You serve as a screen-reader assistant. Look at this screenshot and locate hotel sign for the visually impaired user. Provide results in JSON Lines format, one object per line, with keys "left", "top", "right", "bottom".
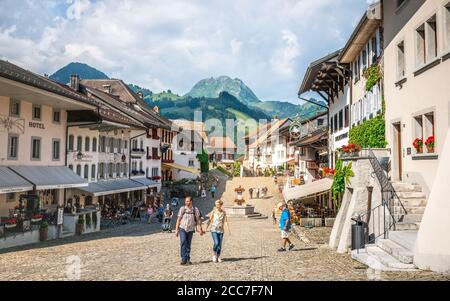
{"left": 28, "top": 121, "right": 45, "bottom": 129}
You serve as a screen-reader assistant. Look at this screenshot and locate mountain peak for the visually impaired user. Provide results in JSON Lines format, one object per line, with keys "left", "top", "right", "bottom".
{"left": 186, "top": 75, "right": 260, "bottom": 104}
{"left": 49, "top": 62, "right": 109, "bottom": 84}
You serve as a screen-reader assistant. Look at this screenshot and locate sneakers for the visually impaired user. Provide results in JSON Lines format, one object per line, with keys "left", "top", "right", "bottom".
{"left": 217, "top": 257, "right": 222, "bottom": 263}
{"left": 180, "top": 261, "right": 187, "bottom": 265}
{"left": 277, "top": 247, "right": 286, "bottom": 252}
{"left": 288, "top": 244, "right": 295, "bottom": 251}
{"left": 212, "top": 255, "right": 217, "bottom": 263}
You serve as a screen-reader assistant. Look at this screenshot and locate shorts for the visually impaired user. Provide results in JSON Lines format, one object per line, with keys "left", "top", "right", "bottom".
{"left": 281, "top": 230, "right": 291, "bottom": 239}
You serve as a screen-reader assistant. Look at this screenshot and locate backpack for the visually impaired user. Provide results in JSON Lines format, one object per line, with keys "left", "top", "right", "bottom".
{"left": 180, "top": 206, "right": 202, "bottom": 224}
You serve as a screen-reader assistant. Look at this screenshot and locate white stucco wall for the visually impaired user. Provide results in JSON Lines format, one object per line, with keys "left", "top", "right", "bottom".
{"left": 414, "top": 127, "right": 450, "bottom": 274}
{"left": 384, "top": 0, "right": 450, "bottom": 191}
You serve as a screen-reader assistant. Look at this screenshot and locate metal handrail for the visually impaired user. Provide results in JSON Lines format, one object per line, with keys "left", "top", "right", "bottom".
{"left": 357, "top": 149, "right": 407, "bottom": 242}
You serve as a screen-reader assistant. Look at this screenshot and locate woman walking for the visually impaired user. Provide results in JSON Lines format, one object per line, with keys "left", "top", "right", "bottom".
{"left": 206, "top": 200, "right": 231, "bottom": 263}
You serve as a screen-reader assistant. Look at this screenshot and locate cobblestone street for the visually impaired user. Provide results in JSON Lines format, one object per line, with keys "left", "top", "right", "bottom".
{"left": 0, "top": 172, "right": 449, "bottom": 281}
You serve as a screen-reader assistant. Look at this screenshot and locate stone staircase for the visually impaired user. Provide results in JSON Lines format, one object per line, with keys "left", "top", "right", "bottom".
{"left": 352, "top": 181, "right": 428, "bottom": 271}
{"left": 392, "top": 182, "right": 428, "bottom": 231}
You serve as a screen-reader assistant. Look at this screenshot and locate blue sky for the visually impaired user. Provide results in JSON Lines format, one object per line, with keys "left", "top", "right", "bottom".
{"left": 0, "top": 0, "right": 370, "bottom": 104}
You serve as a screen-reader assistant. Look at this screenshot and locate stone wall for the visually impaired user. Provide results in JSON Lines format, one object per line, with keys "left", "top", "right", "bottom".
{"left": 329, "top": 159, "right": 383, "bottom": 253}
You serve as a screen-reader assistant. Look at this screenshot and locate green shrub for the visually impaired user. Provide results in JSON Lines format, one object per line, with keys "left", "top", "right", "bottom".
{"left": 40, "top": 220, "right": 49, "bottom": 229}
{"left": 331, "top": 160, "right": 355, "bottom": 209}
{"left": 77, "top": 216, "right": 85, "bottom": 225}
{"left": 364, "top": 64, "right": 382, "bottom": 92}
{"left": 232, "top": 161, "right": 241, "bottom": 177}
{"left": 196, "top": 149, "right": 209, "bottom": 173}
{"left": 349, "top": 114, "right": 386, "bottom": 148}
{"left": 217, "top": 166, "right": 232, "bottom": 177}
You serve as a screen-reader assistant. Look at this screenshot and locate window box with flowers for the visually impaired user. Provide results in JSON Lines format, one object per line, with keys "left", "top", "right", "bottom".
{"left": 31, "top": 213, "right": 44, "bottom": 223}
{"left": 152, "top": 176, "right": 161, "bottom": 181}
{"left": 413, "top": 138, "right": 424, "bottom": 154}
{"left": 338, "top": 144, "right": 362, "bottom": 158}
{"left": 2, "top": 218, "right": 17, "bottom": 229}
{"left": 425, "top": 136, "right": 435, "bottom": 153}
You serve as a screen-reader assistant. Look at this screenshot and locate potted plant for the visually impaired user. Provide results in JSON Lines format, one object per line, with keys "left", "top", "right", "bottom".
{"left": 76, "top": 216, "right": 85, "bottom": 235}
{"left": 4, "top": 218, "right": 17, "bottom": 229}
{"left": 413, "top": 138, "right": 424, "bottom": 154}
{"left": 425, "top": 136, "right": 435, "bottom": 153}
{"left": 39, "top": 220, "right": 49, "bottom": 241}
{"left": 31, "top": 213, "right": 43, "bottom": 223}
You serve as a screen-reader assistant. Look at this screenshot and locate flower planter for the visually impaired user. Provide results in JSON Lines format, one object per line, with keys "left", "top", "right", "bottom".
{"left": 31, "top": 218, "right": 42, "bottom": 223}
{"left": 39, "top": 227, "right": 48, "bottom": 241}
{"left": 415, "top": 147, "right": 423, "bottom": 154}
{"left": 426, "top": 146, "right": 434, "bottom": 153}
{"left": 5, "top": 223, "right": 16, "bottom": 229}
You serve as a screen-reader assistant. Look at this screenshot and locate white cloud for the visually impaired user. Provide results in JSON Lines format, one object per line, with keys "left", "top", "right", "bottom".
{"left": 66, "top": 0, "right": 91, "bottom": 20}
{"left": 230, "top": 39, "right": 242, "bottom": 56}
{"left": 0, "top": 0, "right": 370, "bottom": 102}
{"left": 270, "top": 30, "right": 300, "bottom": 77}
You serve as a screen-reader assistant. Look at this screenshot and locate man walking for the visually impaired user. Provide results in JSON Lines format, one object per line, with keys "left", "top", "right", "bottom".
{"left": 249, "top": 188, "right": 253, "bottom": 199}
{"left": 277, "top": 202, "right": 295, "bottom": 252}
{"left": 175, "top": 197, "right": 205, "bottom": 265}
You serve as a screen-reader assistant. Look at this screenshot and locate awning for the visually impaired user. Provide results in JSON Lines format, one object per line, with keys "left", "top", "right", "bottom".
{"left": 9, "top": 166, "right": 88, "bottom": 190}
{"left": 0, "top": 167, "right": 33, "bottom": 194}
{"left": 132, "top": 177, "right": 159, "bottom": 187}
{"left": 79, "top": 179, "right": 147, "bottom": 197}
{"left": 220, "top": 159, "right": 235, "bottom": 164}
{"left": 283, "top": 178, "right": 332, "bottom": 201}
{"left": 162, "top": 163, "right": 200, "bottom": 174}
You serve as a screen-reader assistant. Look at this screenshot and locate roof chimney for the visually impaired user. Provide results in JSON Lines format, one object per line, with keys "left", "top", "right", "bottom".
{"left": 137, "top": 91, "right": 143, "bottom": 99}
{"left": 70, "top": 74, "right": 80, "bottom": 92}
{"left": 153, "top": 106, "right": 160, "bottom": 115}
{"left": 102, "top": 84, "right": 112, "bottom": 94}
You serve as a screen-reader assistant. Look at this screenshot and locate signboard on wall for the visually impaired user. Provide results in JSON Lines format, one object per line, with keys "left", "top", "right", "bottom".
{"left": 57, "top": 207, "right": 64, "bottom": 225}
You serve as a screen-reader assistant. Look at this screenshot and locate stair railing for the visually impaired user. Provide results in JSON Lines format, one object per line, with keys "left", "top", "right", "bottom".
{"left": 358, "top": 149, "right": 407, "bottom": 242}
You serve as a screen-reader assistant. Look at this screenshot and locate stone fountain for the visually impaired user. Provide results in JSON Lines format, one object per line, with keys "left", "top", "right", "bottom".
{"left": 223, "top": 185, "right": 256, "bottom": 217}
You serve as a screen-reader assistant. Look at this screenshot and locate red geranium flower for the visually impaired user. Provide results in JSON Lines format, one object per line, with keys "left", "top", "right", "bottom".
{"left": 413, "top": 138, "right": 423, "bottom": 149}
{"left": 425, "top": 136, "right": 434, "bottom": 147}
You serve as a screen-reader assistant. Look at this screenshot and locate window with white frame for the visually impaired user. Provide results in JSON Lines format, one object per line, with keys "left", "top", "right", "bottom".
{"left": 98, "top": 163, "right": 104, "bottom": 179}
{"left": 109, "top": 163, "right": 114, "bottom": 178}
{"left": 91, "top": 164, "right": 96, "bottom": 180}
{"left": 9, "top": 99, "right": 20, "bottom": 117}
{"left": 116, "top": 163, "right": 121, "bottom": 177}
{"left": 415, "top": 15, "right": 438, "bottom": 67}
{"left": 76, "top": 165, "right": 82, "bottom": 176}
{"left": 52, "top": 109, "right": 60, "bottom": 123}
{"left": 85, "top": 137, "right": 90, "bottom": 152}
{"left": 31, "top": 137, "right": 41, "bottom": 160}
{"left": 92, "top": 138, "right": 97, "bottom": 152}
{"left": 32, "top": 104, "right": 41, "bottom": 120}
{"left": 397, "top": 41, "right": 406, "bottom": 79}
{"left": 413, "top": 111, "right": 436, "bottom": 154}
{"left": 152, "top": 167, "right": 159, "bottom": 177}
{"left": 445, "top": 3, "right": 450, "bottom": 51}
{"left": 52, "top": 139, "right": 60, "bottom": 161}
{"left": 8, "top": 134, "right": 19, "bottom": 160}
{"left": 84, "top": 165, "right": 89, "bottom": 179}
{"left": 77, "top": 136, "right": 82, "bottom": 152}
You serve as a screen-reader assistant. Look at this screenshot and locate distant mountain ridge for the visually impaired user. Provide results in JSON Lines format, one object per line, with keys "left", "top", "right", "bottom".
{"left": 49, "top": 62, "right": 325, "bottom": 121}
{"left": 186, "top": 76, "right": 260, "bottom": 105}
{"left": 49, "top": 62, "right": 109, "bottom": 84}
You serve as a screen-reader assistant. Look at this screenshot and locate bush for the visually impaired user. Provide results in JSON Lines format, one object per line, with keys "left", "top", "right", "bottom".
{"left": 77, "top": 216, "right": 85, "bottom": 225}
{"left": 232, "top": 161, "right": 241, "bottom": 177}
{"left": 196, "top": 149, "right": 209, "bottom": 173}
{"left": 331, "top": 160, "right": 355, "bottom": 209}
{"left": 349, "top": 114, "right": 386, "bottom": 148}
{"left": 217, "top": 166, "right": 232, "bottom": 177}
{"left": 40, "top": 220, "right": 49, "bottom": 229}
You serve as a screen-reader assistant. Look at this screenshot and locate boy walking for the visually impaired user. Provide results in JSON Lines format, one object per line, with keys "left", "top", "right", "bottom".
{"left": 277, "top": 202, "right": 295, "bottom": 252}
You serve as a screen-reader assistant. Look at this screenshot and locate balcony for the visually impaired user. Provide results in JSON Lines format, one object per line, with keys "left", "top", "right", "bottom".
{"left": 162, "top": 159, "right": 174, "bottom": 163}
{"left": 131, "top": 148, "right": 145, "bottom": 156}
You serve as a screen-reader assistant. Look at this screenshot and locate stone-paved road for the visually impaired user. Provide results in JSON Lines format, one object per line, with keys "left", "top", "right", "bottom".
{"left": 0, "top": 172, "right": 449, "bottom": 281}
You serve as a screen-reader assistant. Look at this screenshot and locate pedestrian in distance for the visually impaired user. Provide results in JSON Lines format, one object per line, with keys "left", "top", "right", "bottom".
{"left": 201, "top": 188, "right": 207, "bottom": 201}
{"left": 277, "top": 202, "right": 295, "bottom": 252}
{"left": 206, "top": 199, "right": 231, "bottom": 263}
{"left": 175, "top": 197, "right": 205, "bottom": 265}
{"left": 256, "top": 188, "right": 260, "bottom": 199}
{"left": 249, "top": 187, "right": 253, "bottom": 199}
{"left": 210, "top": 184, "right": 216, "bottom": 198}
{"left": 272, "top": 206, "right": 277, "bottom": 225}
